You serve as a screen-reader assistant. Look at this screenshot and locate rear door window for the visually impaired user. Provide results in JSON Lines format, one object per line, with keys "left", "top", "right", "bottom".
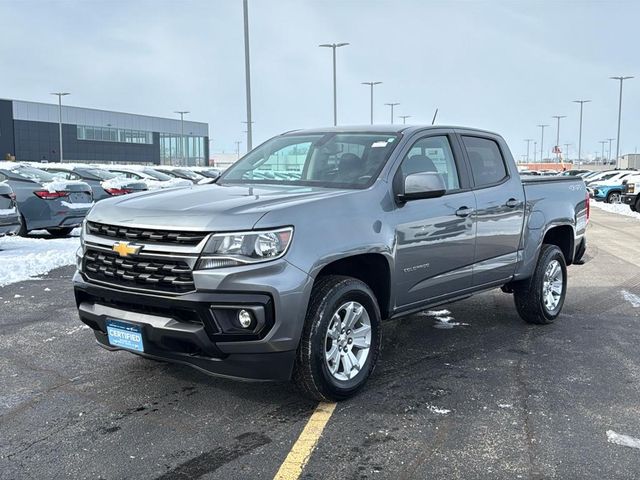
{"left": 462, "top": 136, "right": 508, "bottom": 188}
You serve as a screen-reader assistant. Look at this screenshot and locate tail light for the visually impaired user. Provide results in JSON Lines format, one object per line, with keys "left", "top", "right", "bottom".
{"left": 105, "top": 187, "right": 133, "bottom": 196}
{"left": 586, "top": 191, "right": 590, "bottom": 223}
{"left": 34, "top": 190, "right": 69, "bottom": 199}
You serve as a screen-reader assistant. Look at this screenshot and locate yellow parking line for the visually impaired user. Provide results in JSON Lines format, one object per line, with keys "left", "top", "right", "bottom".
{"left": 273, "top": 402, "right": 337, "bottom": 480}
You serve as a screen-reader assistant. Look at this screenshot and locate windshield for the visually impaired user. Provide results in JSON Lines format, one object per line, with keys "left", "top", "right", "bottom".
{"left": 81, "top": 168, "right": 117, "bottom": 180}
{"left": 219, "top": 132, "right": 400, "bottom": 188}
{"left": 11, "top": 165, "right": 56, "bottom": 183}
{"left": 143, "top": 169, "right": 173, "bottom": 181}
{"left": 175, "top": 168, "right": 204, "bottom": 180}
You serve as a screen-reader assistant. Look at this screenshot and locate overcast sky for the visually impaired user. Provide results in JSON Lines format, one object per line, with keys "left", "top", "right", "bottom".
{"left": 1, "top": 0, "right": 638, "bottom": 160}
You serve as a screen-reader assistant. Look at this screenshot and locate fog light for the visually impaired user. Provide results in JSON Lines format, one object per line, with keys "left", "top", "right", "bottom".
{"left": 238, "top": 309, "right": 253, "bottom": 328}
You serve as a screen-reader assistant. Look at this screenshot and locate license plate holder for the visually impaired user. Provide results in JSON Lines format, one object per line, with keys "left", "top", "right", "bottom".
{"left": 106, "top": 319, "right": 144, "bottom": 352}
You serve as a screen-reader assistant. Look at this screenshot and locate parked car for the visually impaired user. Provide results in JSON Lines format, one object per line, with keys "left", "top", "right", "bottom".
{"left": 621, "top": 174, "right": 640, "bottom": 211}
{"left": 37, "top": 165, "right": 148, "bottom": 201}
{"left": 0, "top": 181, "right": 21, "bottom": 237}
{"left": 0, "top": 162, "right": 93, "bottom": 236}
{"left": 104, "top": 167, "right": 192, "bottom": 190}
{"left": 73, "top": 125, "right": 588, "bottom": 401}
{"left": 153, "top": 167, "right": 215, "bottom": 185}
{"left": 588, "top": 170, "right": 637, "bottom": 203}
{"left": 191, "top": 167, "right": 222, "bottom": 180}
{"left": 561, "top": 169, "right": 591, "bottom": 177}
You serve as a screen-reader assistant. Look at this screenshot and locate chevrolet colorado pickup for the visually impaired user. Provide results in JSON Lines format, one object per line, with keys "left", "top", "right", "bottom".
{"left": 74, "top": 126, "right": 589, "bottom": 401}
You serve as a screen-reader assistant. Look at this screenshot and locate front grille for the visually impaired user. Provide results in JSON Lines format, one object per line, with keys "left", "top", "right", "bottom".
{"left": 84, "top": 248, "right": 195, "bottom": 293}
{"left": 87, "top": 221, "right": 207, "bottom": 245}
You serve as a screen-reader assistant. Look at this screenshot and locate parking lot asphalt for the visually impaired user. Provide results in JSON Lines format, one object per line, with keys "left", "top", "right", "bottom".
{"left": 1, "top": 207, "right": 639, "bottom": 480}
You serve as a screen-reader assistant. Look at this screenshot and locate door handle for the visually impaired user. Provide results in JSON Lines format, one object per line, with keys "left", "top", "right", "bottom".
{"left": 505, "top": 198, "right": 519, "bottom": 208}
{"left": 455, "top": 206, "right": 473, "bottom": 217}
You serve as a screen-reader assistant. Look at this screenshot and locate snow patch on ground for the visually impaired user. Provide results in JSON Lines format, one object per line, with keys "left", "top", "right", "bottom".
{"left": 498, "top": 403, "right": 513, "bottom": 409}
{"left": 420, "top": 309, "right": 451, "bottom": 317}
{"left": 418, "top": 308, "right": 469, "bottom": 329}
{"left": 0, "top": 229, "right": 80, "bottom": 287}
{"left": 607, "top": 430, "right": 640, "bottom": 449}
{"left": 621, "top": 290, "right": 640, "bottom": 308}
{"left": 426, "top": 405, "right": 451, "bottom": 415}
{"left": 591, "top": 201, "right": 640, "bottom": 220}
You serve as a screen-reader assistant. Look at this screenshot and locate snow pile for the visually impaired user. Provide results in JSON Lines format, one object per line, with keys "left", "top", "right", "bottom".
{"left": 606, "top": 430, "right": 640, "bottom": 450}
{"left": 418, "top": 308, "right": 469, "bottom": 329}
{"left": 41, "top": 180, "right": 90, "bottom": 193}
{"left": 0, "top": 230, "right": 80, "bottom": 286}
{"left": 591, "top": 201, "right": 640, "bottom": 221}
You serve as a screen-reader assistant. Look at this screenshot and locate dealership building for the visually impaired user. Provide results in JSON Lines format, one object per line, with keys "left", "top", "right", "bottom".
{"left": 0, "top": 98, "right": 209, "bottom": 165}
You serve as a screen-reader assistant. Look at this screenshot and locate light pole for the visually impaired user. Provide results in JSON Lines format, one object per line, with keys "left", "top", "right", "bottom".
{"left": 242, "top": 0, "right": 253, "bottom": 150}
{"left": 610, "top": 76, "right": 634, "bottom": 168}
{"left": 537, "top": 124, "right": 549, "bottom": 163}
{"left": 564, "top": 143, "right": 571, "bottom": 162}
{"left": 385, "top": 103, "right": 400, "bottom": 124}
{"left": 533, "top": 141, "right": 537, "bottom": 163}
{"left": 50, "top": 92, "right": 69, "bottom": 162}
{"left": 573, "top": 99, "right": 591, "bottom": 162}
{"left": 319, "top": 42, "right": 349, "bottom": 126}
{"left": 551, "top": 115, "right": 566, "bottom": 161}
{"left": 235, "top": 140, "right": 242, "bottom": 159}
{"left": 599, "top": 140, "right": 607, "bottom": 165}
{"left": 361, "top": 81, "right": 382, "bottom": 125}
{"left": 399, "top": 115, "right": 411, "bottom": 125}
{"left": 606, "top": 138, "right": 615, "bottom": 164}
{"left": 524, "top": 138, "right": 534, "bottom": 162}
{"left": 175, "top": 111, "right": 189, "bottom": 165}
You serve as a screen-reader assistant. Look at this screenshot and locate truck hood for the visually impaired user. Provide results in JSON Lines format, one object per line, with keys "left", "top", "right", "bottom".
{"left": 87, "top": 183, "right": 355, "bottom": 231}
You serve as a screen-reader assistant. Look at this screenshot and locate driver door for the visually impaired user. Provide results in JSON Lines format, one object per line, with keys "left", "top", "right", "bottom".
{"left": 393, "top": 134, "right": 477, "bottom": 309}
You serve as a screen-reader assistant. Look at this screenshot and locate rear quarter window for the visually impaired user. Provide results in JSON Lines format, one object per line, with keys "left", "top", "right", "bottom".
{"left": 462, "top": 136, "right": 508, "bottom": 188}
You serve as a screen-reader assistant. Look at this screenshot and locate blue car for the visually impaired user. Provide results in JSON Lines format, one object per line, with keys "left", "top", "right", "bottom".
{"left": 589, "top": 171, "right": 637, "bottom": 203}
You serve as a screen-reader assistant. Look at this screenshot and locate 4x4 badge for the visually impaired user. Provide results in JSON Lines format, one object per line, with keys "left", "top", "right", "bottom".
{"left": 112, "top": 241, "right": 142, "bottom": 257}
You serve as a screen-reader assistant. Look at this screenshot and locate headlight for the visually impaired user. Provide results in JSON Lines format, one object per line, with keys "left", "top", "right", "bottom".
{"left": 629, "top": 183, "right": 636, "bottom": 194}
{"left": 196, "top": 227, "right": 293, "bottom": 269}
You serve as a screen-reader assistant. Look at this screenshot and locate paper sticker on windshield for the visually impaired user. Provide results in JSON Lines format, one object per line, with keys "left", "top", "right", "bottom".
{"left": 371, "top": 141, "right": 388, "bottom": 148}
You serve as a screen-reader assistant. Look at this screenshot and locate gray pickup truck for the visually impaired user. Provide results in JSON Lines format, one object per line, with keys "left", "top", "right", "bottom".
{"left": 74, "top": 126, "right": 589, "bottom": 401}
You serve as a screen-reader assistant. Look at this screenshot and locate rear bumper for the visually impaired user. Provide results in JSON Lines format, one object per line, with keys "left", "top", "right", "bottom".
{"left": 73, "top": 271, "right": 306, "bottom": 381}
{"left": 0, "top": 213, "right": 20, "bottom": 236}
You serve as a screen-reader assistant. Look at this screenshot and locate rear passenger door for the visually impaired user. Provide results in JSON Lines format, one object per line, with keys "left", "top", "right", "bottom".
{"left": 393, "top": 133, "right": 477, "bottom": 309}
{"left": 459, "top": 133, "right": 525, "bottom": 286}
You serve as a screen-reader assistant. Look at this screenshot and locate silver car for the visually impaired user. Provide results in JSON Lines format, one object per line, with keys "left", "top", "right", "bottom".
{"left": 0, "top": 162, "right": 94, "bottom": 236}
{"left": 0, "top": 181, "right": 20, "bottom": 236}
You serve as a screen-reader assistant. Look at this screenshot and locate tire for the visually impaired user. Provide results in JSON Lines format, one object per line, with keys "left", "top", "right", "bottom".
{"left": 606, "top": 191, "right": 621, "bottom": 204}
{"left": 514, "top": 244, "right": 567, "bottom": 325}
{"left": 293, "top": 275, "right": 382, "bottom": 402}
{"left": 633, "top": 196, "right": 640, "bottom": 213}
{"left": 46, "top": 227, "right": 74, "bottom": 237}
{"left": 17, "top": 214, "right": 28, "bottom": 237}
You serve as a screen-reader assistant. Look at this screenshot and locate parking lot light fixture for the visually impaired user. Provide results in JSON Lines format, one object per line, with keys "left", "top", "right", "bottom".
{"left": 50, "top": 92, "right": 70, "bottom": 162}
{"left": 385, "top": 103, "right": 400, "bottom": 124}
{"left": 537, "top": 124, "right": 549, "bottom": 163}
{"left": 319, "top": 42, "right": 349, "bottom": 126}
{"left": 361, "top": 81, "right": 382, "bottom": 124}
{"left": 606, "top": 138, "right": 615, "bottom": 163}
{"left": 610, "top": 76, "right": 634, "bottom": 168}
{"left": 552, "top": 115, "right": 566, "bottom": 162}
{"left": 524, "top": 139, "right": 534, "bottom": 163}
{"left": 399, "top": 115, "right": 411, "bottom": 125}
{"left": 573, "top": 100, "right": 591, "bottom": 162}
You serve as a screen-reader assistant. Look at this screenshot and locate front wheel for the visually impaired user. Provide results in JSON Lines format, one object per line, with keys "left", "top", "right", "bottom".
{"left": 606, "top": 191, "right": 621, "bottom": 204}
{"left": 514, "top": 244, "right": 567, "bottom": 324}
{"left": 293, "top": 275, "right": 382, "bottom": 401}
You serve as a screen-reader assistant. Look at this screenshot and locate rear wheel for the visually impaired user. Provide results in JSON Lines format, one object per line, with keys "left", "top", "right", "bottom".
{"left": 293, "top": 275, "right": 382, "bottom": 401}
{"left": 634, "top": 196, "right": 640, "bottom": 212}
{"left": 514, "top": 244, "right": 567, "bottom": 325}
{"left": 46, "top": 227, "right": 74, "bottom": 237}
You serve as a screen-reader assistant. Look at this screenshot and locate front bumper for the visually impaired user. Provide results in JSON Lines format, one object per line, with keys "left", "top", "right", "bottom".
{"left": 621, "top": 193, "right": 638, "bottom": 208}
{"left": 73, "top": 260, "right": 312, "bottom": 380}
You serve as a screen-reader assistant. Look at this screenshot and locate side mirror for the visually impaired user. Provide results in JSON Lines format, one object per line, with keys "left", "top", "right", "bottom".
{"left": 397, "top": 171, "right": 446, "bottom": 202}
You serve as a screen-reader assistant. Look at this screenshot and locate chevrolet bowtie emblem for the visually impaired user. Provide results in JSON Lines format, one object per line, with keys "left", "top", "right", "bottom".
{"left": 112, "top": 241, "right": 142, "bottom": 257}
